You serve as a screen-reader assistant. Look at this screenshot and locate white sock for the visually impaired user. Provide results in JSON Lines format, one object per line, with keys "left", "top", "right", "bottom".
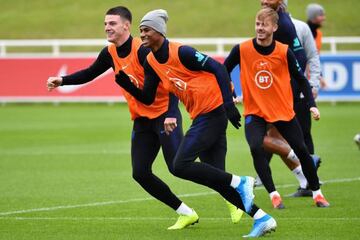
{"left": 253, "top": 209, "right": 266, "bottom": 220}
{"left": 176, "top": 202, "right": 193, "bottom": 215}
{"left": 287, "top": 149, "right": 299, "bottom": 162}
{"left": 230, "top": 175, "right": 241, "bottom": 188}
{"left": 269, "top": 191, "right": 280, "bottom": 200}
{"left": 292, "top": 166, "right": 308, "bottom": 189}
{"left": 312, "top": 189, "right": 323, "bottom": 199}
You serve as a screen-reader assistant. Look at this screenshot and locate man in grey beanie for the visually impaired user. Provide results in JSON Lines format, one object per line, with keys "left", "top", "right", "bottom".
{"left": 307, "top": 3, "right": 326, "bottom": 51}
{"left": 140, "top": 9, "right": 168, "bottom": 36}
{"left": 116, "top": 8, "right": 277, "bottom": 237}
{"left": 138, "top": 8, "right": 246, "bottom": 229}
{"left": 307, "top": 3, "right": 325, "bottom": 23}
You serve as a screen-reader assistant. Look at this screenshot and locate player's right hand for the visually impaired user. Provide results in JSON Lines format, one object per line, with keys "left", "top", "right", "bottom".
{"left": 47, "top": 77, "right": 63, "bottom": 91}
{"left": 224, "top": 103, "right": 241, "bottom": 129}
{"left": 164, "top": 117, "right": 177, "bottom": 135}
{"left": 310, "top": 107, "right": 320, "bottom": 121}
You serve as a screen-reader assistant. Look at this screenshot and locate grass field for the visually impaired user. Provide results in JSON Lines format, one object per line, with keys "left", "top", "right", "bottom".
{"left": 2, "top": 0, "right": 360, "bottom": 54}
{"left": 1, "top": 0, "right": 360, "bottom": 39}
{"left": 0, "top": 103, "right": 359, "bottom": 239}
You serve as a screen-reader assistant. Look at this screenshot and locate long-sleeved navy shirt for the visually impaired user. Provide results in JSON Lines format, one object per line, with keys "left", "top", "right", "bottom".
{"left": 224, "top": 38, "right": 316, "bottom": 108}
{"left": 62, "top": 36, "right": 148, "bottom": 84}
{"left": 60, "top": 36, "right": 179, "bottom": 118}
{"left": 120, "top": 39, "right": 233, "bottom": 109}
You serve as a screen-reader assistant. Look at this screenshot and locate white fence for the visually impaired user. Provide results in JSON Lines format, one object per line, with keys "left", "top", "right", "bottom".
{"left": 1, "top": 37, "right": 360, "bottom": 57}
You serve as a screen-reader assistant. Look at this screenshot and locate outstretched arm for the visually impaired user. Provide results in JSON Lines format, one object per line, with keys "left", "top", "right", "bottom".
{"left": 47, "top": 47, "right": 112, "bottom": 91}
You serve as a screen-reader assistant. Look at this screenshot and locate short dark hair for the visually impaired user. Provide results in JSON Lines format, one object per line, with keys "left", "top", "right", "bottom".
{"left": 106, "top": 6, "right": 132, "bottom": 23}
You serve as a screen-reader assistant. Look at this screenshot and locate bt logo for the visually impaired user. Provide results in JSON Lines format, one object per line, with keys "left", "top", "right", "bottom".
{"left": 255, "top": 70, "right": 273, "bottom": 89}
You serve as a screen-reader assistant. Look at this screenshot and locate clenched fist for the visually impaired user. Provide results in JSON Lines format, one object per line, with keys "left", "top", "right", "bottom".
{"left": 47, "top": 77, "right": 63, "bottom": 91}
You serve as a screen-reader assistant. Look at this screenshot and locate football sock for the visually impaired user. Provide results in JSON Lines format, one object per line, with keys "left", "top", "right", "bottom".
{"left": 230, "top": 175, "right": 241, "bottom": 188}
{"left": 253, "top": 209, "right": 266, "bottom": 220}
{"left": 176, "top": 202, "right": 193, "bottom": 215}
{"left": 312, "top": 189, "right": 323, "bottom": 199}
{"left": 287, "top": 149, "right": 299, "bottom": 162}
{"left": 292, "top": 166, "right": 308, "bottom": 188}
{"left": 269, "top": 191, "right": 280, "bottom": 199}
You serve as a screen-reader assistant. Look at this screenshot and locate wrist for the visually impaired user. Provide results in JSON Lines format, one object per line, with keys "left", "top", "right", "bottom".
{"left": 60, "top": 76, "right": 66, "bottom": 86}
{"left": 224, "top": 101, "right": 235, "bottom": 108}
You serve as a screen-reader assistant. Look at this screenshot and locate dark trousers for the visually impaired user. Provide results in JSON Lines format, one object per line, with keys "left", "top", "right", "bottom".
{"left": 172, "top": 106, "right": 247, "bottom": 212}
{"left": 294, "top": 98, "right": 314, "bottom": 154}
{"left": 245, "top": 115, "right": 320, "bottom": 193}
{"left": 131, "top": 108, "right": 183, "bottom": 210}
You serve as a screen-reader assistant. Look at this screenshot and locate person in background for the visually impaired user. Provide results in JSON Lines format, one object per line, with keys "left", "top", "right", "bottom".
{"left": 307, "top": 3, "right": 326, "bottom": 52}
{"left": 307, "top": 3, "right": 327, "bottom": 89}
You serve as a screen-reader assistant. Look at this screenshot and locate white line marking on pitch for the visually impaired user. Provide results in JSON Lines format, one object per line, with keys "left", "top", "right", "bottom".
{"left": 1, "top": 217, "right": 360, "bottom": 221}
{"left": 0, "top": 177, "right": 359, "bottom": 217}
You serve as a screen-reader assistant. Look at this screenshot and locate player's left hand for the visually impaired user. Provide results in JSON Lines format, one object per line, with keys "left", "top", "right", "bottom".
{"left": 115, "top": 70, "right": 132, "bottom": 88}
{"left": 224, "top": 103, "right": 241, "bottom": 129}
{"left": 233, "top": 96, "right": 243, "bottom": 105}
{"left": 310, "top": 107, "right": 320, "bottom": 121}
{"left": 164, "top": 118, "right": 177, "bottom": 135}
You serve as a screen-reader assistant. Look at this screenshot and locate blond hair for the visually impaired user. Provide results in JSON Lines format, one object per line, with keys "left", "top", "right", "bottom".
{"left": 256, "top": 7, "right": 279, "bottom": 25}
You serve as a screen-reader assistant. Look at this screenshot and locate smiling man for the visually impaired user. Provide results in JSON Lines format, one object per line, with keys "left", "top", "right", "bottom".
{"left": 46, "top": 6, "right": 199, "bottom": 229}
{"left": 233, "top": 0, "right": 323, "bottom": 208}
{"left": 224, "top": 8, "right": 330, "bottom": 211}
{"left": 115, "top": 9, "right": 276, "bottom": 237}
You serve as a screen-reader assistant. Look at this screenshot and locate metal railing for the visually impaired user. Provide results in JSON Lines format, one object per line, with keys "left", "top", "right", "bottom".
{"left": 1, "top": 37, "right": 360, "bottom": 57}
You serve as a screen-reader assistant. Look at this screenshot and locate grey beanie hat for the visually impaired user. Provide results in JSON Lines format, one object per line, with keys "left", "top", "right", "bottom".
{"left": 306, "top": 3, "right": 325, "bottom": 21}
{"left": 140, "top": 9, "right": 168, "bottom": 36}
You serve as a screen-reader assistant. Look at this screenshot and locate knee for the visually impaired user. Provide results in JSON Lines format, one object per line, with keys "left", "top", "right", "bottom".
{"left": 132, "top": 171, "right": 143, "bottom": 183}
{"left": 172, "top": 159, "right": 186, "bottom": 178}
{"left": 167, "top": 164, "right": 177, "bottom": 176}
{"left": 132, "top": 169, "right": 150, "bottom": 184}
{"left": 263, "top": 136, "right": 272, "bottom": 149}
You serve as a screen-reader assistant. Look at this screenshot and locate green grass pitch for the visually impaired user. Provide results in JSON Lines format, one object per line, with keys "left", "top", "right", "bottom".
{"left": 0, "top": 103, "right": 359, "bottom": 239}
